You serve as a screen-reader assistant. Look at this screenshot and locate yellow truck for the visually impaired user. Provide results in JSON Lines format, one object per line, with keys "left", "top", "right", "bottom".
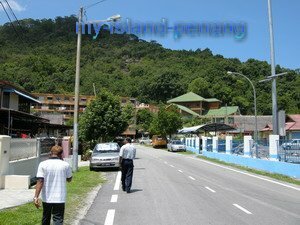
{"left": 152, "top": 135, "right": 167, "bottom": 148}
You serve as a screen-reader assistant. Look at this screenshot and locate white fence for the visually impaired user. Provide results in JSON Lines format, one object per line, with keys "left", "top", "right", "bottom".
{"left": 0, "top": 136, "right": 71, "bottom": 189}
{"left": 10, "top": 139, "right": 37, "bottom": 161}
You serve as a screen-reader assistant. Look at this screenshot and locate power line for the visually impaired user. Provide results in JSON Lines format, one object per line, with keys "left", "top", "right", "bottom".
{"left": 1, "top": 0, "right": 28, "bottom": 42}
{"left": 85, "top": 0, "right": 108, "bottom": 10}
{"left": 0, "top": 1, "right": 20, "bottom": 38}
{"left": 4, "top": 0, "right": 23, "bottom": 28}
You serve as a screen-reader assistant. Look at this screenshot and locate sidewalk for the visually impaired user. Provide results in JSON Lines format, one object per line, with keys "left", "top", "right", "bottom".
{"left": 0, "top": 160, "right": 90, "bottom": 211}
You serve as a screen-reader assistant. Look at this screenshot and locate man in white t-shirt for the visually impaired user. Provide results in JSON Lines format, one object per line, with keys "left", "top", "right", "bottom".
{"left": 34, "top": 145, "right": 72, "bottom": 225}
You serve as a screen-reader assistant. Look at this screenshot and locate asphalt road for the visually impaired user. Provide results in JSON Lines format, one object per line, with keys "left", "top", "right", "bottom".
{"left": 80, "top": 144, "right": 300, "bottom": 225}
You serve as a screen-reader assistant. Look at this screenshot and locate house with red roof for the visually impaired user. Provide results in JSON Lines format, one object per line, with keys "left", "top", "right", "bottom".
{"left": 261, "top": 114, "right": 300, "bottom": 139}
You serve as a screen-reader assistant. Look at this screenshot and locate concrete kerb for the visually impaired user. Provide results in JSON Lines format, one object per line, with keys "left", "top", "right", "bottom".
{"left": 71, "top": 184, "right": 102, "bottom": 225}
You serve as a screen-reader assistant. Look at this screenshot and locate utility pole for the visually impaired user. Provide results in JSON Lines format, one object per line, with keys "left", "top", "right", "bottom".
{"left": 267, "top": 0, "right": 278, "bottom": 135}
{"left": 93, "top": 83, "right": 97, "bottom": 97}
{"left": 73, "top": 6, "right": 83, "bottom": 172}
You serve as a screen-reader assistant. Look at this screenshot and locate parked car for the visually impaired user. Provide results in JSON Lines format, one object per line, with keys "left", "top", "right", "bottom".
{"left": 281, "top": 139, "right": 300, "bottom": 150}
{"left": 139, "top": 137, "right": 152, "bottom": 145}
{"left": 167, "top": 140, "right": 186, "bottom": 152}
{"left": 152, "top": 135, "right": 167, "bottom": 148}
{"left": 90, "top": 143, "right": 120, "bottom": 171}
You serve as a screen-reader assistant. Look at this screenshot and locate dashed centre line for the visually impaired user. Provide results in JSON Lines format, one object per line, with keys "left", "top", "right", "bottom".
{"left": 188, "top": 157, "right": 300, "bottom": 191}
{"left": 104, "top": 209, "right": 115, "bottom": 225}
{"left": 110, "top": 195, "right": 118, "bottom": 203}
{"left": 178, "top": 169, "right": 183, "bottom": 173}
{"left": 113, "top": 171, "right": 121, "bottom": 191}
{"left": 170, "top": 165, "right": 175, "bottom": 168}
{"left": 164, "top": 161, "right": 168, "bottom": 164}
{"left": 205, "top": 186, "right": 216, "bottom": 193}
{"left": 188, "top": 176, "right": 196, "bottom": 180}
{"left": 233, "top": 204, "right": 252, "bottom": 215}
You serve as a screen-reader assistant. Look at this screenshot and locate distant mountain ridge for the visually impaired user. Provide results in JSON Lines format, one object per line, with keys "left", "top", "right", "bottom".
{"left": 0, "top": 15, "right": 299, "bottom": 115}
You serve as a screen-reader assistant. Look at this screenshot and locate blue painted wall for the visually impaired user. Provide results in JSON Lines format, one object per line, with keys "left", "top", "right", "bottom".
{"left": 202, "top": 151, "right": 300, "bottom": 179}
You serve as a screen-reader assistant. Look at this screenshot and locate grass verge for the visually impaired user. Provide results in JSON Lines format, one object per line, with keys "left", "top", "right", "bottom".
{"left": 197, "top": 155, "right": 300, "bottom": 186}
{"left": 176, "top": 150, "right": 195, "bottom": 155}
{"left": 0, "top": 166, "right": 105, "bottom": 225}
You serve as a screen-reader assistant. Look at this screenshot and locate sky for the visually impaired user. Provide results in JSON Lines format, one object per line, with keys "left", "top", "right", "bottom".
{"left": 0, "top": 0, "right": 299, "bottom": 70}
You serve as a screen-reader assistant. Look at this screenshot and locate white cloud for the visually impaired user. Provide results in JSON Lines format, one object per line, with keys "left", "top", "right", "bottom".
{"left": 0, "top": 0, "right": 26, "bottom": 12}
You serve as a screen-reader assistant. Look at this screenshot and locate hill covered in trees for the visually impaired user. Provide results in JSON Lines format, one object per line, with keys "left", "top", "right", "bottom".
{"left": 0, "top": 15, "right": 299, "bottom": 115}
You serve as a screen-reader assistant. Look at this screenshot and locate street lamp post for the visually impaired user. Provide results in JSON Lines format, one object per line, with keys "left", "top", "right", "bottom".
{"left": 227, "top": 71, "right": 258, "bottom": 158}
{"left": 72, "top": 7, "right": 121, "bottom": 172}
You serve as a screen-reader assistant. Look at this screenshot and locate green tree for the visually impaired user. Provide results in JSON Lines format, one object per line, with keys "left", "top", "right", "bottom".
{"left": 79, "top": 91, "right": 128, "bottom": 142}
{"left": 149, "top": 106, "right": 182, "bottom": 138}
{"left": 188, "top": 77, "right": 212, "bottom": 98}
{"left": 144, "top": 71, "right": 185, "bottom": 102}
{"left": 122, "top": 103, "right": 135, "bottom": 124}
{"left": 136, "top": 109, "right": 154, "bottom": 132}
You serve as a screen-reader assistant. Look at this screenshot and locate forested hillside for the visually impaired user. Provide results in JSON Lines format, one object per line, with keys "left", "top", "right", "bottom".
{"left": 0, "top": 16, "right": 299, "bottom": 115}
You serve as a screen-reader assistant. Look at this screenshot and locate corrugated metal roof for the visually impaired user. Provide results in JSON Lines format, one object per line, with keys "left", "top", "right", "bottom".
{"left": 204, "top": 106, "right": 239, "bottom": 117}
{"left": 173, "top": 104, "right": 200, "bottom": 116}
{"left": 205, "top": 98, "right": 220, "bottom": 102}
{"left": 262, "top": 114, "right": 300, "bottom": 131}
{"left": 167, "top": 92, "right": 220, "bottom": 103}
{"left": 167, "top": 92, "right": 206, "bottom": 103}
{"left": 178, "top": 123, "right": 235, "bottom": 133}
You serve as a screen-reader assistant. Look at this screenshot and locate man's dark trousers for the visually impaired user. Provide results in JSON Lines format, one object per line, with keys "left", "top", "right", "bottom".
{"left": 42, "top": 202, "right": 65, "bottom": 225}
{"left": 121, "top": 159, "right": 134, "bottom": 192}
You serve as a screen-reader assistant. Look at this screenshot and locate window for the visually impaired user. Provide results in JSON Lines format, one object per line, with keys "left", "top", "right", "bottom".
{"left": 47, "top": 96, "right": 53, "bottom": 101}
{"left": 228, "top": 117, "right": 234, "bottom": 124}
{"left": 2, "top": 92, "right": 9, "bottom": 108}
{"left": 19, "top": 96, "right": 30, "bottom": 113}
{"left": 38, "top": 96, "right": 44, "bottom": 101}
{"left": 64, "top": 97, "right": 70, "bottom": 101}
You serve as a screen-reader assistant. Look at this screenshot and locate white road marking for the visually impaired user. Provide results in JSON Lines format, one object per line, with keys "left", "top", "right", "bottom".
{"left": 164, "top": 161, "right": 168, "bottom": 164}
{"left": 178, "top": 170, "right": 183, "bottom": 173}
{"left": 205, "top": 186, "right": 216, "bottom": 193}
{"left": 170, "top": 165, "right": 175, "bottom": 168}
{"left": 189, "top": 157, "right": 300, "bottom": 191}
{"left": 110, "top": 195, "right": 118, "bottom": 203}
{"left": 104, "top": 209, "right": 115, "bottom": 225}
{"left": 233, "top": 204, "right": 252, "bottom": 215}
{"left": 113, "top": 171, "right": 121, "bottom": 191}
{"left": 188, "top": 176, "right": 196, "bottom": 180}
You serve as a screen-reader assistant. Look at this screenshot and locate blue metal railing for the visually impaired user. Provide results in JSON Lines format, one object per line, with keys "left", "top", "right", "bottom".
{"left": 278, "top": 139, "right": 300, "bottom": 164}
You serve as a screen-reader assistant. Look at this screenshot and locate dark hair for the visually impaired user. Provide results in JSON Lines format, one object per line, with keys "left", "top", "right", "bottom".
{"left": 126, "top": 137, "right": 132, "bottom": 143}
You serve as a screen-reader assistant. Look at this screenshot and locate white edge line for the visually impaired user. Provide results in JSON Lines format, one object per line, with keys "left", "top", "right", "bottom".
{"left": 178, "top": 169, "right": 183, "bottom": 173}
{"left": 110, "top": 195, "right": 118, "bottom": 203}
{"left": 104, "top": 209, "right": 115, "bottom": 225}
{"left": 205, "top": 186, "right": 216, "bottom": 193}
{"left": 233, "top": 204, "right": 252, "bottom": 215}
{"left": 188, "top": 176, "right": 195, "bottom": 180}
{"left": 189, "top": 157, "right": 300, "bottom": 191}
{"left": 113, "top": 171, "right": 121, "bottom": 191}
